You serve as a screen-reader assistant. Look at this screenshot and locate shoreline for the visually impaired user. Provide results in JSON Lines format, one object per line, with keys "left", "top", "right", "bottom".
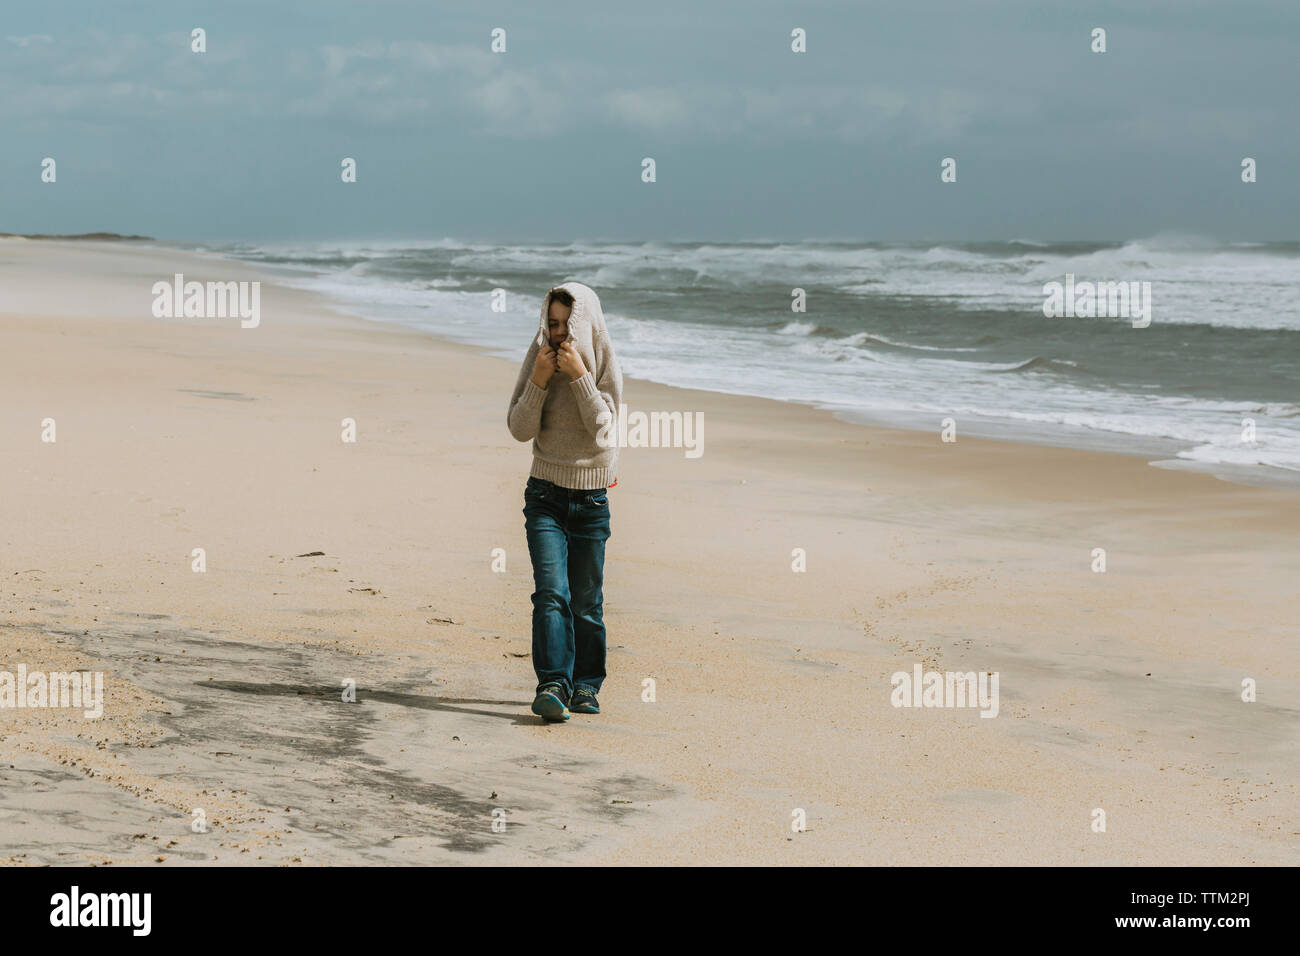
{"left": 158, "top": 237, "right": 1300, "bottom": 495}
{"left": 2, "top": 239, "right": 1296, "bottom": 866}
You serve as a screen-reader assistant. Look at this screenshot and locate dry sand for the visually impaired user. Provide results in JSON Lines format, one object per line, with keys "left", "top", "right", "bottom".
{"left": 1, "top": 239, "right": 1296, "bottom": 865}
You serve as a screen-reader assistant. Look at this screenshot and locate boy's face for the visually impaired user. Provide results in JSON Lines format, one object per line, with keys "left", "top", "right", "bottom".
{"left": 546, "top": 300, "right": 572, "bottom": 349}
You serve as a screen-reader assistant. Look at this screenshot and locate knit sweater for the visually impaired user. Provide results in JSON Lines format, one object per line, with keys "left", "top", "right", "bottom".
{"left": 507, "top": 281, "right": 623, "bottom": 490}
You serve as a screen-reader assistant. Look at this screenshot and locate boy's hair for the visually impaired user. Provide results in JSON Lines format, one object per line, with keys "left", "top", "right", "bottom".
{"left": 548, "top": 287, "right": 575, "bottom": 308}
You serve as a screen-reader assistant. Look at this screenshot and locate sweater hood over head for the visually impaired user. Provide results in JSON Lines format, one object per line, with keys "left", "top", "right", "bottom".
{"left": 537, "top": 281, "right": 607, "bottom": 373}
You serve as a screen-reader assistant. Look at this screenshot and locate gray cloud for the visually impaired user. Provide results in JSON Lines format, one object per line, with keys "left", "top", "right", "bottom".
{"left": 0, "top": 0, "right": 1293, "bottom": 240}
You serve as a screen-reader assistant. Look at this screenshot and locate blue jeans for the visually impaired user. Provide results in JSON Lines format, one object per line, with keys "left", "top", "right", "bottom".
{"left": 523, "top": 475, "right": 611, "bottom": 698}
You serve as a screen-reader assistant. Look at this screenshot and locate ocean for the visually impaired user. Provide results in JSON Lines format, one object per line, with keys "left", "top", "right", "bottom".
{"left": 196, "top": 236, "right": 1300, "bottom": 485}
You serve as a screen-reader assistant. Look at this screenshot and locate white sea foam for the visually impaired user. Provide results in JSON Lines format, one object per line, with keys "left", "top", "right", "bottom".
{"left": 209, "top": 237, "right": 1300, "bottom": 475}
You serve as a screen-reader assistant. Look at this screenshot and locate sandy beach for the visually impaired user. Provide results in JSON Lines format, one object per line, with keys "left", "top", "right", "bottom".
{"left": 1, "top": 238, "right": 1296, "bottom": 865}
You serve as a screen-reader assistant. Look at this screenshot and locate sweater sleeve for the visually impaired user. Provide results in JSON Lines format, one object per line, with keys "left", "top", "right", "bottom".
{"left": 569, "top": 331, "right": 623, "bottom": 441}
{"left": 507, "top": 343, "right": 547, "bottom": 442}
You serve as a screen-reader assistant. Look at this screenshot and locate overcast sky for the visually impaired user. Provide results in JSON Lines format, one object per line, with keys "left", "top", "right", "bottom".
{"left": 2, "top": 0, "right": 1295, "bottom": 242}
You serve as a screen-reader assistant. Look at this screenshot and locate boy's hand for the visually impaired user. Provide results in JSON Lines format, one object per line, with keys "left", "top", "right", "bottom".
{"left": 557, "top": 342, "right": 587, "bottom": 381}
{"left": 531, "top": 345, "right": 557, "bottom": 388}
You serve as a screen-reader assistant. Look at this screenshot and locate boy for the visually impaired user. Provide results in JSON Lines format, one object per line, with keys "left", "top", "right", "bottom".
{"left": 507, "top": 282, "right": 623, "bottom": 722}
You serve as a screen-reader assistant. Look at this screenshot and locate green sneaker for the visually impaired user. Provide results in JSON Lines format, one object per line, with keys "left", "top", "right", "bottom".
{"left": 531, "top": 683, "right": 571, "bottom": 722}
{"left": 570, "top": 687, "right": 600, "bottom": 714}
